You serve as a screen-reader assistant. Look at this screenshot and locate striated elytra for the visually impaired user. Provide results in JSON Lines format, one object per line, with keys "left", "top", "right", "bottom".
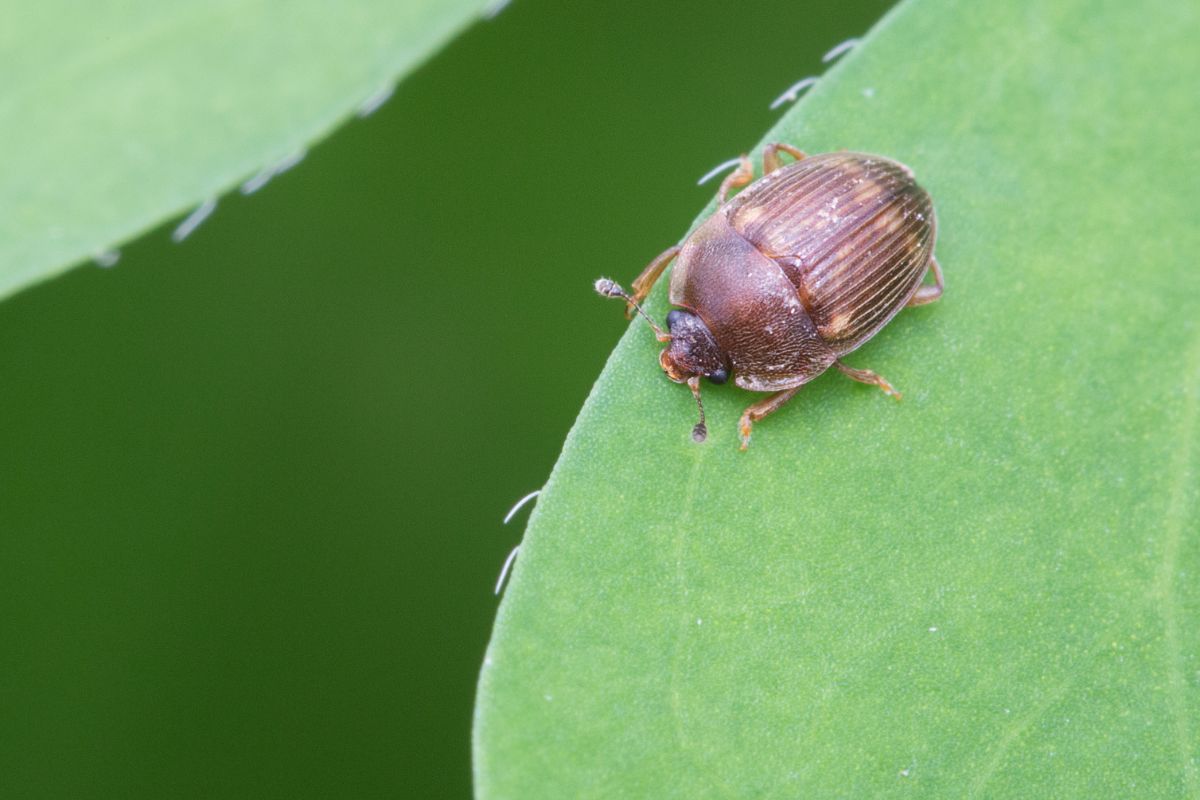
{"left": 596, "top": 143, "right": 943, "bottom": 449}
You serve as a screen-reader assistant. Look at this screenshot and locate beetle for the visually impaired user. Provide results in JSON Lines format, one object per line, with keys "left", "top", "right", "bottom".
{"left": 596, "top": 142, "right": 943, "bottom": 449}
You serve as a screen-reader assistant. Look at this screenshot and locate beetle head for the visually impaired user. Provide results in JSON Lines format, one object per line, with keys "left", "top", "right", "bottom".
{"left": 660, "top": 310, "right": 730, "bottom": 385}
{"left": 660, "top": 310, "right": 731, "bottom": 443}
{"left": 593, "top": 278, "right": 727, "bottom": 442}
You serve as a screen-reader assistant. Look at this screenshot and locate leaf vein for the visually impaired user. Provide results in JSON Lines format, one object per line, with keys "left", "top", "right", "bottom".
{"left": 1155, "top": 330, "right": 1200, "bottom": 797}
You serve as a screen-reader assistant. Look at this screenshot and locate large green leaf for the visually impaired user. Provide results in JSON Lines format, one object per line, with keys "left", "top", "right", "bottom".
{"left": 474, "top": 0, "right": 1200, "bottom": 795}
{"left": 1, "top": 0, "right": 490, "bottom": 301}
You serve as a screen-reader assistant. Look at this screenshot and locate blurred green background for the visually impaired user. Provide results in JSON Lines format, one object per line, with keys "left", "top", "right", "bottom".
{"left": 0, "top": 1, "right": 889, "bottom": 796}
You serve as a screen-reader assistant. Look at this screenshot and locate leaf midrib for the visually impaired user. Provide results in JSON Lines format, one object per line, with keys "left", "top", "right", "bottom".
{"left": 1156, "top": 330, "right": 1200, "bottom": 796}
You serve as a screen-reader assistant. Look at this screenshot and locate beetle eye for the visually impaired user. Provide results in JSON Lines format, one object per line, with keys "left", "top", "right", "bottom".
{"left": 666, "top": 310, "right": 686, "bottom": 330}
{"left": 708, "top": 368, "right": 728, "bottom": 384}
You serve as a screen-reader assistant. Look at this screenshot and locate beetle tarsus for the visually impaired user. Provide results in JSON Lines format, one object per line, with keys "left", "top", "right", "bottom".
{"left": 835, "top": 360, "right": 902, "bottom": 400}
{"left": 697, "top": 156, "right": 747, "bottom": 187}
{"left": 737, "top": 386, "right": 804, "bottom": 450}
{"left": 907, "top": 255, "right": 944, "bottom": 307}
{"left": 738, "top": 419, "right": 752, "bottom": 450}
{"left": 763, "top": 142, "right": 807, "bottom": 175}
{"left": 716, "top": 155, "right": 754, "bottom": 205}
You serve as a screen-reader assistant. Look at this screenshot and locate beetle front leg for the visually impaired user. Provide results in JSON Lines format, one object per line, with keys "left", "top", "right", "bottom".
{"left": 835, "top": 361, "right": 902, "bottom": 400}
{"left": 738, "top": 386, "right": 803, "bottom": 450}
{"left": 907, "top": 256, "right": 944, "bottom": 307}
{"left": 625, "top": 245, "right": 681, "bottom": 319}
{"left": 762, "top": 142, "right": 806, "bottom": 174}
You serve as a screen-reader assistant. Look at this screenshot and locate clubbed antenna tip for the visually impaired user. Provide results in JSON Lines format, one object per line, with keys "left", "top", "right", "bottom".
{"left": 593, "top": 277, "right": 668, "bottom": 340}
{"left": 594, "top": 277, "right": 623, "bottom": 298}
{"left": 688, "top": 377, "right": 707, "bottom": 444}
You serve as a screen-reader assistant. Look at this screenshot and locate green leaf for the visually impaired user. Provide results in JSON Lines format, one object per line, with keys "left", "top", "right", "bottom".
{"left": 474, "top": 0, "right": 1200, "bottom": 796}
{"left": 0, "top": 0, "right": 491, "bottom": 301}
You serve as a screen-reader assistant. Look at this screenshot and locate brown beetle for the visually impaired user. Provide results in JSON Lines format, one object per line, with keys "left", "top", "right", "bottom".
{"left": 596, "top": 143, "right": 943, "bottom": 448}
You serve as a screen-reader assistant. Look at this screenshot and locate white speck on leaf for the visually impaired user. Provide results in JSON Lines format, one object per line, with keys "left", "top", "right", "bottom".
{"left": 770, "top": 76, "right": 818, "bottom": 109}
{"left": 172, "top": 198, "right": 216, "bottom": 243}
{"left": 483, "top": 0, "right": 511, "bottom": 19}
{"left": 494, "top": 545, "right": 521, "bottom": 596}
{"left": 822, "top": 37, "right": 860, "bottom": 63}
{"left": 503, "top": 489, "right": 541, "bottom": 524}
{"left": 697, "top": 156, "right": 743, "bottom": 186}
{"left": 240, "top": 168, "right": 274, "bottom": 195}
{"left": 357, "top": 84, "right": 395, "bottom": 117}
{"left": 240, "top": 148, "right": 307, "bottom": 195}
{"left": 93, "top": 249, "right": 120, "bottom": 268}
{"left": 272, "top": 148, "right": 307, "bottom": 176}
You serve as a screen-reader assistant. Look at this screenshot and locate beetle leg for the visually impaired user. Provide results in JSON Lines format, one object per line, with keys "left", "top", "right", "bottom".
{"left": 835, "top": 360, "right": 902, "bottom": 400}
{"left": 716, "top": 155, "right": 754, "bottom": 205}
{"left": 738, "top": 386, "right": 803, "bottom": 450}
{"left": 907, "top": 256, "right": 944, "bottom": 307}
{"left": 626, "top": 245, "right": 681, "bottom": 319}
{"left": 763, "top": 142, "right": 807, "bottom": 174}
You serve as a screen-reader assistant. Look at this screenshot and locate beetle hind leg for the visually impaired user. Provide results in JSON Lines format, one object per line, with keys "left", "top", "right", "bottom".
{"left": 738, "top": 386, "right": 803, "bottom": 451}
{"left": 835, "top": 361, "right": 902, "bottom": 400}
{"left": 907, "top": 256, "right": 944, "bottom": 307}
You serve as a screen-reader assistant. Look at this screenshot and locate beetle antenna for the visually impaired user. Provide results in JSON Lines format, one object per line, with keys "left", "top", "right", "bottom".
{"left": 594, "top": 278, "right": 669, "bottom": 340}
{"left": 687, "top": 376, "right": 707, "bottom": 442}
